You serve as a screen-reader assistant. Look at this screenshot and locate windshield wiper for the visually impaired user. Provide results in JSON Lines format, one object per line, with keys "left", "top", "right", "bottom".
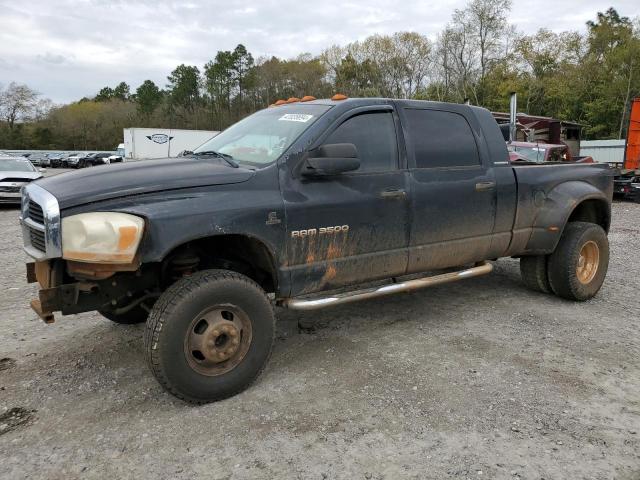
{"left": 192, "top": 151, "right": 239, "bottom": 168}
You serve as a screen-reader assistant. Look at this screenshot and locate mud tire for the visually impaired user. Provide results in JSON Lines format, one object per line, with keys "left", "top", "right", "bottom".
{"left": 144, "top": 269, "right": 275, "bottom": 404}
{"left": 548, "top": 222, "right": 609, "bottom": 301}
{"left": 520, "top": 255, "right": 551, "bottom": 294}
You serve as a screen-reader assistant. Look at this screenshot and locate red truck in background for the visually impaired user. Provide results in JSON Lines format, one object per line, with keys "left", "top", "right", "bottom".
{"left": 493, "top": 93, "right": 593, "bottom": 166}
{"left": 508, "top": 141, "right": 594, "bottom": 164}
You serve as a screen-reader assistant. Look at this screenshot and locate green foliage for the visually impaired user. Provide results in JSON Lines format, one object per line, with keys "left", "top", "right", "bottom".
{"left": 95, "top": 87, "right": 114, "bottom": 102}
{"left": 135, "top": 80, "right": 162, "bottom": 118}
{"left": 167, "top": 64, "right": 201, "bottom": 113}
{"left": 113, "top": 82, "right": 130, "bottom": 101}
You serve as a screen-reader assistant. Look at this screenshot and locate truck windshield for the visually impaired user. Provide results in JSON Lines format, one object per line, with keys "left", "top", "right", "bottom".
{"left": 193, "top": 104, "right": 331, "bottom": 167}
{"left": 509, "top": 145, "right": 546, "bottom": 162}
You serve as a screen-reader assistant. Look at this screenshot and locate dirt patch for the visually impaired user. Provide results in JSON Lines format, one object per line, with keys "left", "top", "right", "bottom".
{"left": 0, "top": 408, "right": 35, "bottom": 436}
{"left": 0, "top": 357, "right": 16, "bottom": 371}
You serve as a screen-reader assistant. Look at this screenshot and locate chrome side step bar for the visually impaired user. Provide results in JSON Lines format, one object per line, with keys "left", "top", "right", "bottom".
{"left": 279, "top": 261, "right": 493, "bottom": 311}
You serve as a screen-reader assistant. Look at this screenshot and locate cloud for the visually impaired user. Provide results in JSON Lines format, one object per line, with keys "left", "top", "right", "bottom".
{"left": 0, "top": 0, "right": 637, "bottom": 103}
{"left": 36, "top": 52, "right": 68, "bottom": 65}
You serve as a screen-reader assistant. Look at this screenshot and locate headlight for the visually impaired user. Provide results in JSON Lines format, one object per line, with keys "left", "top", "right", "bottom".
{"left": 62, "top": 212, "right": 145, "bottom": 264}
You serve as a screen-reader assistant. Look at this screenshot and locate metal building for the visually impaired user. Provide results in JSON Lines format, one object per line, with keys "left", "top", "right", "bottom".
{"left": 579, "top": 140, "right": 625, "bottom": 164}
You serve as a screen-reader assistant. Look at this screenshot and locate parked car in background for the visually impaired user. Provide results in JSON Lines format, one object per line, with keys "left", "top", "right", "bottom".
{"left": 64, "top": 153, "right": 91, "bottom": 168}
{"left": 508, "top": 142, "right": 594, "bottom": 164}
{"left": 28, "top": 153, "right": 49, "bottom": 167}
{"left": 107, "top": 153, "right": 124, "bottom": 164}
{"left": 48, "top": 153, "right": 69, "bottom": 168}
{"left": 79, "top": 152, "right": 113, "bottom": 168}
{"left": 62, "top": 153, "right": 79, "bottom": 168}
{"left": 0, "top": 156, "right": 43, "bottom": 204}
{"left": 613, "top": 175, "right": 640, "bottom": 201}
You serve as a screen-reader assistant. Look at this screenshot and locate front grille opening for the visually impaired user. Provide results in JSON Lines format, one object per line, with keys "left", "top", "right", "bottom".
{"left": 28, "top": 202, "right": 44, "bottom": 225}
{"left": 29, "top": 229, "right": 46, "bottom": 252}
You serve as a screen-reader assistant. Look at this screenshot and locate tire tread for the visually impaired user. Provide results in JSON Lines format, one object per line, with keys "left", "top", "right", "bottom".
{"left": 143, "top": 269, "right": 274, "bottom": 404}
{"left": 547, "top": 222, "right": 609, "bottom": 301}
{"left": 520, "top": 255, "right": 551, "bottom": 294}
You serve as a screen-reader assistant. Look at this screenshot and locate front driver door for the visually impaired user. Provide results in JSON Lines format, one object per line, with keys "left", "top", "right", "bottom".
{"left": 282, "top": 106, "right": 410, "bottom": 296}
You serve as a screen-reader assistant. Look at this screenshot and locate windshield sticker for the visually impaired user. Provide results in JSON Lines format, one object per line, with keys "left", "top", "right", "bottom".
{"left": 278, "top": 114, "right": 314, "bottom": 123}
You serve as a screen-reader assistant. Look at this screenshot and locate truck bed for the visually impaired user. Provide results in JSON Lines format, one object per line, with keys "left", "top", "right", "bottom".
{"left": 505, "top": 162, "right": 613, "bottom": 256}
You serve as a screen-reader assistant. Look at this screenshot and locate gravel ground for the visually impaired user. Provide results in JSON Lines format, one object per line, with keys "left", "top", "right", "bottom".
{"left": 0, "top": 170, "right": 639, "bottom": 479}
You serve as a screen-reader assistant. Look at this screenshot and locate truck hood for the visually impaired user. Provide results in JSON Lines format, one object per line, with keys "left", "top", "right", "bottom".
{"left": 35, "top": 157, "right": 255, "bottom": 209}
{"left": 0, "top": 171, "right": 42, "bottom": 182}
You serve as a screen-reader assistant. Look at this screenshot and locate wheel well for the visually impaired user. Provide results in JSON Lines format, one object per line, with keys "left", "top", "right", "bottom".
{"left": 567, "top": 199, "right": 610, "bottom": 232}
{"left": 162, "top": 235, "right": 278, "bottom": 293}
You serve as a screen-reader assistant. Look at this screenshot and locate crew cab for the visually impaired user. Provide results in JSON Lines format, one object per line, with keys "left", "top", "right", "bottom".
{"left": 20, "top": 97, "right": 613, "bottom": 403}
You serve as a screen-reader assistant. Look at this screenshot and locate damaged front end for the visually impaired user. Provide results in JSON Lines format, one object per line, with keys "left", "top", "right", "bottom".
{"left": 20, "top": 182, "right": 159, "bottom": 324}
{"left": 26, "top": 259, "right": 159, "bottom": 324}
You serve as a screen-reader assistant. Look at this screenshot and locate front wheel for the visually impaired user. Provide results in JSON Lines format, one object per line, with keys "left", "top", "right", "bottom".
{"left": 144, "top": 270, "right": 275, "bottom": 403}
{"left": 547, "top": 222, "right": 609, "bottom": 301}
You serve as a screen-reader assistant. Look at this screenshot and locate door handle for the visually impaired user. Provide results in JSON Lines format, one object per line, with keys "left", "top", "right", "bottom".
{"left": 475, "top": 181, "right": 496, "bottom": 192}
{"left": 380, "top": 189, "right": 407, "bottom": 199}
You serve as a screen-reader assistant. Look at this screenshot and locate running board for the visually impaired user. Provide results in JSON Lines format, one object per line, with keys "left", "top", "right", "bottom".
{"left": 279, "top": 261, "right": 493, "bottom": 311}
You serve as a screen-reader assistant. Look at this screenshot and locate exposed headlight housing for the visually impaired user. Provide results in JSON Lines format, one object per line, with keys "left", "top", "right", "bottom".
{"left": 61, "top": 212, "right": 145, "bottom": 264}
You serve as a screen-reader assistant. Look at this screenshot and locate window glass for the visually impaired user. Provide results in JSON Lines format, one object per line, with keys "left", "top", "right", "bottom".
{"left": 325, "top": 112, "right": 397, "bottom": 172}
{"left": 0, "top": 158, "right": 36, "bottom": 172}
{"left": 404, "top": 109, "right": 480, "bottom": 168}
{"left": 194, "top": 104, "right": 331, "bottom": 168}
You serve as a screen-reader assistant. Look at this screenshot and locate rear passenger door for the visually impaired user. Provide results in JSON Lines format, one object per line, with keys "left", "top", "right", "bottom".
{"left": 400, "top": 106, "right": 497, "bottom": 273}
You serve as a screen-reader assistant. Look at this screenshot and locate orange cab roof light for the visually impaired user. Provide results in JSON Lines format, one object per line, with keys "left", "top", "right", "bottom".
{"left": 274, "top": 99, "right": 287, "bottom": 106}
{"left": 286, "top": 97, "right": 300, "bottom": 103}
{"left": 300, "top": 95, "right": 316, "bottom": 102}
{"left": 331, "top": 93, "right": 348, "bottom": 101}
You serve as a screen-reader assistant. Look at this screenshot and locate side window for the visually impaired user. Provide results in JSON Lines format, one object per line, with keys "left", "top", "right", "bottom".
{"left": 404, "top": 109, "right": 480, "bottom": 168}
{"left": 324, "top": 112, "right": 397, "bottom": 172}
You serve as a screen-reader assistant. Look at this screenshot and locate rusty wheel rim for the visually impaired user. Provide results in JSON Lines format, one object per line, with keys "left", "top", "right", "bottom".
{"left": 184, "top": 305, "right": 252, "bottom": 376}
{"left": 576, "top": 240, "right": 599, "bottom": 285}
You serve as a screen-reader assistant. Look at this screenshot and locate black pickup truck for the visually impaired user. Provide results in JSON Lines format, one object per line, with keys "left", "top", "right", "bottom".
{"left": 20, "top": 97, "right": 613, "bottom": 403}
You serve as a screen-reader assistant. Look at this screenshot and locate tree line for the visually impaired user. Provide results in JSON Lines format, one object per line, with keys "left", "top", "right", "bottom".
{"left": 1, "top": 1, "right": 638, "bottom": 151}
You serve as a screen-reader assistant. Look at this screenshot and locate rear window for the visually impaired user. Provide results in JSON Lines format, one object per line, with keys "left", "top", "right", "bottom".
{"left": 404, "top": 109, "right": 480, "bottom": 168}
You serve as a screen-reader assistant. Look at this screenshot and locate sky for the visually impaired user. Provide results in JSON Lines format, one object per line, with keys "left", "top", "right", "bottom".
{"left": 0, "top": 0, "right": 638, "bottom": 104}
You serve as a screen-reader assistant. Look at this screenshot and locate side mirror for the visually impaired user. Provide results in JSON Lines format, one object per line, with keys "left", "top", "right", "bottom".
{"left": 39, "top": 168, "right": 46, "bottom": 172}
{"left": 302, "top": 143, "right": 360, "bottom": 176}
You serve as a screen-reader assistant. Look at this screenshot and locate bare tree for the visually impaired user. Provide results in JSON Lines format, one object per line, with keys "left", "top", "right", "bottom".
{"left": 0, "top": 82, "right": 41, "bottom": 130}
{"left": 445, "top": 0, "right": 512, "bottom": 103}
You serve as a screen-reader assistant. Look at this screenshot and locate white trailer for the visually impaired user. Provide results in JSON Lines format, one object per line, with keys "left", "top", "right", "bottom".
{"left": 123, "top": 128, "right": 218, "bottom": 160}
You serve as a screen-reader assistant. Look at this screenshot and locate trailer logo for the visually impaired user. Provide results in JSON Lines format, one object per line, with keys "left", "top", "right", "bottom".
{"left": 146, "top": 134, "right": 174, "bottom": 144}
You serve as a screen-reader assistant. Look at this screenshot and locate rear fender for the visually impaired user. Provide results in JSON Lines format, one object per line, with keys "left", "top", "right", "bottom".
{"left": 524, "top": 181, "right": 610, "bottom": 254}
